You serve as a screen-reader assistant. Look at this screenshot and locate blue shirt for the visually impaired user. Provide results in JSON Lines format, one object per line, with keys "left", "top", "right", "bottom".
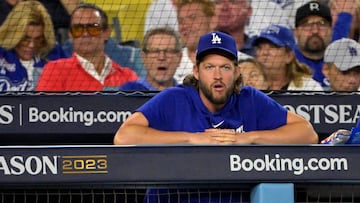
{"left": 139, "top": 85, "right": 287, "bottom": 133}
{"left": 140, "top": 85, "right": 288, "bottom": 203}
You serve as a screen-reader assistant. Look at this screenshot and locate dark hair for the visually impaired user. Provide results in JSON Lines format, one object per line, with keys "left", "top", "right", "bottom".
{"left": 71, "top": 3, "right": 109, "bottom": 29}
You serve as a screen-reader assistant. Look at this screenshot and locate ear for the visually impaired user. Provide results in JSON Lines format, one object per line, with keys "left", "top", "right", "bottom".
{"left": 103, "top": 27, "right": 112, "bottom": 39}
{"left": 193, "top": 64, "right": 199, "bottom": 80}
{"left": 286, "top": 50, "right": 295, "bottom": 64}
{"left": 141, "top": 50, "right": 146, "bottom": 63}
{"left": 176, "top": 52, "right": 183, "bottom": 64}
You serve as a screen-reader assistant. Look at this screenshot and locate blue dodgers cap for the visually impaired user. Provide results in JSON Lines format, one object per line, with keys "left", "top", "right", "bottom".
{"left": 252, "top": 24, "right": 296, "bottom": 50}
{"left": 196, "top": 31, "right": 238, "bottom": 61}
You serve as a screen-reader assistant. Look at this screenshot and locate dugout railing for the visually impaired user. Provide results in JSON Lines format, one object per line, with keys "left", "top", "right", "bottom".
{"left": 0, "top": 145, "right": 359, "bottom": 203}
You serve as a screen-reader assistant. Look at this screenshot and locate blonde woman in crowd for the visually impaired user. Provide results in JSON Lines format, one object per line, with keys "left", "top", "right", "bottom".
{"left": 238, "top": 58, "right": 269, "bottom": 90}
{"left": 252, "top": 24, "right": 323, "bottom": 91}
{"left": 0, "top": 0, "right": 67, "bottom": 91}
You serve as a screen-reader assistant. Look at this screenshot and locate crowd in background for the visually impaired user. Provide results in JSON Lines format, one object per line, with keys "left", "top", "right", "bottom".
{"left": 0, "top": 0, "right": 359, "bottom": 92}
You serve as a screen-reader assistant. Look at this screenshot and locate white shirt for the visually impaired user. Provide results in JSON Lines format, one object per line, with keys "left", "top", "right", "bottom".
{"left": 76, "top": 54, "right": 112, "bottom": 84}
{"left": 288, "top": 76, "right": 324, "bottom": 91}
{"left": 174, "top": 48, "right": 193, "bottom": 84}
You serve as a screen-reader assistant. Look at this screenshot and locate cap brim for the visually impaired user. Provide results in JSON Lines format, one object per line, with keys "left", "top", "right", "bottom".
{"left": 196, "top": 48, "right": 237, "bottom": 61}
{"left": 252, "top": 36, "right": 285, "bottom": 47}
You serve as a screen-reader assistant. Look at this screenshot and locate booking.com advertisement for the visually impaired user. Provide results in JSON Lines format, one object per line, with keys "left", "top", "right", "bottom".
{"left": 0, "top": 145, "right": 359, "bottom": 183}
{"left": 0, "top": 92, "right": 358, "bottom": 135}
{"left": 0, "top": 93, "right": 150, "bottom": 134}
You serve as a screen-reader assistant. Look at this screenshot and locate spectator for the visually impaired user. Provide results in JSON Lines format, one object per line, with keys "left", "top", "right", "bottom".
{"left": 253, "top": 24, "right": 323, "bottom": 91}
{"left": 214, "top": 0, "right": 255, "bottom": 56}
{"left": 238, "top": 58, "right": 269, "bottom": 90}
{"left": 144, "top": 0, "right": 178, "bottom": 34}
{"left": 114, "top": 31, "right": 318, "bottom": 144}
{"left": 114, "top": 31, "right": 318, "bottom": 202}
{"left": 36, "top": 3, "right": 138, "bottom": 91}
{"left": 120, "top": 27, "right": 182, "bottom": 91}
{"left": 0, "top": 0, "right": 82, "bottom": 45}
{"left": 173, "top": 0, "right": 215, "bottom": 84}
{"left": 62, "top": 37, "right": 146, "bottom": 78}
{"left": 293, "top": 0, "right": 356, "bottom": 87}
{"left": 0, "top": 0, "right": 67, "bottom": 91}
{"left": 322, "top": 38, "right": 360, "bottom": 91}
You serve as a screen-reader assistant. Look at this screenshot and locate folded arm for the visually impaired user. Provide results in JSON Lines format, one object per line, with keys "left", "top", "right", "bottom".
{"left": 237, "top": 111, "right": 319, "bottom": 144}
{"left": 114, "top": 112, "right": 221, "bottom": 145}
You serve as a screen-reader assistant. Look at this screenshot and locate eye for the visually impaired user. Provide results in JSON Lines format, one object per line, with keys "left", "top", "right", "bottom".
{"left": 222, "top": 65, "right": 232, "bottom": 70}
{"left": 204, "top": 65, "right": 215, "bottom": 70}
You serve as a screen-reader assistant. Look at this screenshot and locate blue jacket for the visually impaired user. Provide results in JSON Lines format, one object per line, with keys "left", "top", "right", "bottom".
{"left": 0, "top": 44, "right": 67, "bottom": 91}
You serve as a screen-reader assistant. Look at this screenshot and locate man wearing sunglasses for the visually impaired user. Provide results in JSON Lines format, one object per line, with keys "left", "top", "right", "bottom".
{"left": 36, "top": 3, "right": 138, "bottom": 91}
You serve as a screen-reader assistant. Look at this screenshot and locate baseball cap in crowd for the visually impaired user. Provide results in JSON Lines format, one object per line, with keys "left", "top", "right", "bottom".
{"left": 251, "top": 24, "right": 296, "bottom": 50}
{"left": 196, "top": 31, "right": 238, "bottom": 61}
{"left": 324, "top": 38, "right": 360, "bottom": 71}
{"left": 295, "top": 1, "right": 332, "bottom": 27}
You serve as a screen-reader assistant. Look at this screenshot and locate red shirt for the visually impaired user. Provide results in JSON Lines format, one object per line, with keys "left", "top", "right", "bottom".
{"left": 36, "top": 55, "right": 138, "bottom": 91}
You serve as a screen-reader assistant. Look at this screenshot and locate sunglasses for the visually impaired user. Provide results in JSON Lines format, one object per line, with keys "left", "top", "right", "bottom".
{"left": 70, "top": 23, "right": 103, "bottom": 38}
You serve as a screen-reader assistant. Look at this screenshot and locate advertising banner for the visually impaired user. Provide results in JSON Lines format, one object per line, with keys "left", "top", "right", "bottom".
{"left": 0, "top": 92, "right": 359, "bottom": 140}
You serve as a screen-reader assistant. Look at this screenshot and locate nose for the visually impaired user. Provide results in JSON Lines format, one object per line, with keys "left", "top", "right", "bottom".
{"left": 347, "top": 72, "right": 359, "bottom": 83}
{"left": 213, "top": 67, "right": 223, "bottom": 79}
{"left": 157, "top": 51, "right": 167, "bottom": 60}
{"left": 310, "top": 25, "right": 320, "bottom": 33}
{"left": 27, "top": 40, "right": 36, "bottom": 48}
{"left": 257, "top": 47, "right": 270, "bottom": 56}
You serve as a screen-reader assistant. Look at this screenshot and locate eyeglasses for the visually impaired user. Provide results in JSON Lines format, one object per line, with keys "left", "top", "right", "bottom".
{"left": 143, "top": 48, "right": 180, "bottom": 56}
{"left": 298, "top": 20, "right": 330, "bottom": 31}
{"left": 70, "top": 23, "right": 103, "bottom": 38}
{"left": 19, "top": 36, "right": 45, "bottom": 46}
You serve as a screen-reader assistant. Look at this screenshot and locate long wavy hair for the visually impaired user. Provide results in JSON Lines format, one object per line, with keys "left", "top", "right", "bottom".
{"left": 0, "top": 1, "right": 56, "bottom": 58}
{"left": 284, "top": 47, "right": 313, "bottom": 87}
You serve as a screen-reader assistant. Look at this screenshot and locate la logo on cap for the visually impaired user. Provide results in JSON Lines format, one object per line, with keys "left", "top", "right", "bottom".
{"left": 349, "top": 46, "right": 358, "bottom": 56}
{"left": 211, "top": 33, "right": 222, "bottom": 44}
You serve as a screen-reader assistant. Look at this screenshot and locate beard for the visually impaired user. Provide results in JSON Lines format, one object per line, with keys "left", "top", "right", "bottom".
{"left": 303, "top": 34, "right": 327, "bottom": 54}
{"left": 198, "top": 79, "right": 234, "bottom": 105}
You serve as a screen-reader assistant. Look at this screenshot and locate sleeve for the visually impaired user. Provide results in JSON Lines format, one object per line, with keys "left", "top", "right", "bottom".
{"left": 137, "top": 88, "right": 179, "bottom": 130}
{"left": 332, "top": 13, "right": 352, "bottom": 41}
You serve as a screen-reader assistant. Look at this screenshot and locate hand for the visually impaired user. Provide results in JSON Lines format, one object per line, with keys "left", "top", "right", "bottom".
{"left": 331, "top": 0, "right": 357, "bottom": 16}
{"left": 205, "top": 128, "right": 239, "bottom": 144}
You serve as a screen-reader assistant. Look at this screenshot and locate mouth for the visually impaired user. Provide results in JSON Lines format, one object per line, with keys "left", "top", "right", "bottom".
{"left": 157, "top": 67, "right": 167, "bottom": 71}
{"left": 213, "top": 82, "right": 225, "bottom": 91}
